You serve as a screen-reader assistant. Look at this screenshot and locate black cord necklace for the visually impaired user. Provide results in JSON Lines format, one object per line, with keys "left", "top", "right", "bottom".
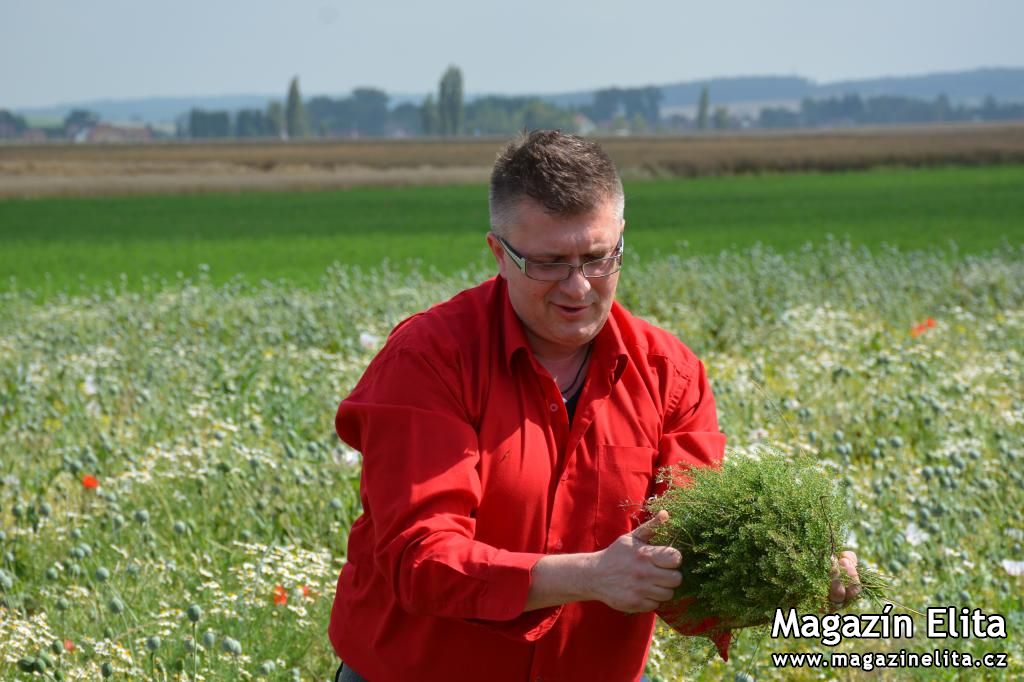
{"left": 560, "top": 343, "right": 592, "bottom": 400}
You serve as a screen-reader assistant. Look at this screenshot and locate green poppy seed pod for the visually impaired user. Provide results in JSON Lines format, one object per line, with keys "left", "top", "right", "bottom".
{"left": 735, "top": 672, "right": 755, "bottom": 682}
{"left": 186, "top": 604, "right": 202, "bottom": 623}
{"left": 173, "top": 521, "right": 188, "bottom": 535}
{"left": 38, "top": 502, "right": 52, "bottom": 517}
{"left": 0, "top": 573, "right": 12, "bottom": 591}
{"left": 56, "top": 597, "right": 70, "bottom": 611}
{"left": 221, "top": 637, "right": 242, "bottom": 655}
{"left": 101, "top": 661, "right": 114, "bottom": 678}
{"left": 145, "top": 636, "right": 161, "bottom": 652}
{"left": 329, "top": 498, "right": 343, "bottom": 511}
{"left": 126, "top": 563, "right": 140, "bottom": 578}
{"left": 258, "top": 660, "right": 276, "bottom": 675}
{"left": 78, "top": 543, "right": 92, "bottom": 557}
{"left": 94, "top": 566, "right": 110, "bottom": 582}
{"left": 108, "top": 597, "right": 125, "bottom": 615}
{"left": 17, "top": 657, "right": 35, "bottom": 673}
{"left": 889, "top": 435, "right": 904, "bottom": 448}
{"left": 183, "top": 637, "right": 196, "bottom": 653}
{"left": 45, "top": 566, "right": 59, "bottom": 581}
{"left": 37, "top": 653, "right": 53, "bottom": 670}
{"left": 201, "top": 630, "right": 216, "bottom": 649}
{"left": 11, "top": 503, "right": 24, "bottom": 519}
{"left": 134, "top": 509, "right": 150, "bottom": 524}
{"left": 0, "top": 530, "right": 5, "bottom": 541}
{"left": 70, "top": 528, "right": 82, "bottom": 540}
{"left": 50, "top": 639, "right": 63, "bottom": 655}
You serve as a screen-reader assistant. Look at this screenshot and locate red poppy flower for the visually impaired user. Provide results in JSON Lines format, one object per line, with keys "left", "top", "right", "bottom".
{"left": 81, "top": 474, "right": 99, "bottom": 490}
{"left": 63, "top": 639, "right": 76, "bottom": 653}
{"left": 300, "top": 584, "right": 311, "bottom": 598}
{"left": 273, "top": 584, "right": 287, "bottom": 606}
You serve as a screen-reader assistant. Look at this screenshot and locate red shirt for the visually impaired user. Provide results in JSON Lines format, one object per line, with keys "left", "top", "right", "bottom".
{"left": 330, "top": 276, "right": 727, "bottom": 682}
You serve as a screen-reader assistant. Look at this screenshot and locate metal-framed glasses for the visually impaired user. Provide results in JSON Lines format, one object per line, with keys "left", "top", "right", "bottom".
{"left": 496, "top": 234, "right": 624, "bottom": 282}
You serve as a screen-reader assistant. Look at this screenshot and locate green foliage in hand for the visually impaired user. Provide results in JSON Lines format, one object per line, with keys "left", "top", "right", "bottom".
{"left": 648, "top": 449, "right": 884, "bottom": 628}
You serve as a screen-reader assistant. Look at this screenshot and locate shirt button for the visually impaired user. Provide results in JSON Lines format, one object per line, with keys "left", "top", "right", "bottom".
{"left": 549, "top": 403, "right": 558, "bottom": 412}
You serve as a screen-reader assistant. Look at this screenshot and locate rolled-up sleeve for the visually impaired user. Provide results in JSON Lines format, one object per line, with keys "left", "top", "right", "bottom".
{"left": 336, "top": 345, "right": 559, "bottom": 639}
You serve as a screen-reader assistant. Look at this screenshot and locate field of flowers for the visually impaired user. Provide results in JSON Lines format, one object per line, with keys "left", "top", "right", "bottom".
{"left": 1, "top": 240, "right": 1022, "bottom": 680}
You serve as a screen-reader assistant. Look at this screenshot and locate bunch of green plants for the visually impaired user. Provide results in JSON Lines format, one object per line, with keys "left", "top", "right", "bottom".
{"left": 648, "top": 451, "right": 887, "bottom": 630}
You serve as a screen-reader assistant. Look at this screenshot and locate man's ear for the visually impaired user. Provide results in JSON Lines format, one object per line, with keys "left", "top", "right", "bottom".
{"left": 486, "top": 232, "right": 508, "bottom": 279}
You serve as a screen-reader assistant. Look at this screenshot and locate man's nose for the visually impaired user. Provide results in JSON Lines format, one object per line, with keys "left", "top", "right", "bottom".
{"left": 558, "top": 265, "right": 591, "bottom": 299}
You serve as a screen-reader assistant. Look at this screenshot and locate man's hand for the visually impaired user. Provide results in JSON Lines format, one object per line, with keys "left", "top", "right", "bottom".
{"left": 523, "top": 510, "right": 682, "bottom": 613}
{"left": 582, "top": 510, "right": 683, "bottom": 613}
{"left": 828, "top": 550, "right": 861, "bottom": 610}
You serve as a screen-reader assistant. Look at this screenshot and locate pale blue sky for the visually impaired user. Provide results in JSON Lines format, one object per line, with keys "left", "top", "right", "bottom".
{"left": 2, "top": 0, "right": 1022, "bottom": 108}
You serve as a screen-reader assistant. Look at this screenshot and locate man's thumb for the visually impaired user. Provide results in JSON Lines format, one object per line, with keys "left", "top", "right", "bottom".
{"left": 633, "top": 509, "right": 669, "bottom": 543}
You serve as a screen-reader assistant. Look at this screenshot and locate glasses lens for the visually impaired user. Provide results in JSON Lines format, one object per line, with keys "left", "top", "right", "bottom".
{"left": 582, "top": 257, "right": 621, "bottom": 278}
{"left": 526, "top": 262, "right": 573, "bottom": 281}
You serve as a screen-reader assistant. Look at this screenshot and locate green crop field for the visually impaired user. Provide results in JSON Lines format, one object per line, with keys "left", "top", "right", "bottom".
{"left": 1, "top": 164, "right": 1022, "bottom": 680}
{"left": 2, "top": 164, "right": 1023, "bottom": 296}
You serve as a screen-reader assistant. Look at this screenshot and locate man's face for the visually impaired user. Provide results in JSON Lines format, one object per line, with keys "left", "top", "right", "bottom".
{"left": 487, "top": 196, "right": 624, "bottom": 360}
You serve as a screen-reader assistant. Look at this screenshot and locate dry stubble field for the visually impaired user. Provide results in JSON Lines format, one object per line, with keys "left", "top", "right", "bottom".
{"left": 2, "top": 123, "right": 1024, "bottom": 198}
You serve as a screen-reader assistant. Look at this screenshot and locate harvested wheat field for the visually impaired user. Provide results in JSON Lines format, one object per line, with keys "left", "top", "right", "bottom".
{"left": 2, "top": 122, "right": 1023, "bottom": 198}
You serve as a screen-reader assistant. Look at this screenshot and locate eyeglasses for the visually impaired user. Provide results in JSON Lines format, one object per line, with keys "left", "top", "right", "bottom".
{"left": 495, "top": 234, "right": 624, "bottom": 282}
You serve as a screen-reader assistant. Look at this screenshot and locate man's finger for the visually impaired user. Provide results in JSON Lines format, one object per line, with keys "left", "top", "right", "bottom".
{"left": 633, "top": 510, "right": 669, "bottom": 542}
{"left": 829, "top": 578, "right": 846, "bottom": 604}
{"left": 648, "top": 546, "right": 682, "bottom": 569}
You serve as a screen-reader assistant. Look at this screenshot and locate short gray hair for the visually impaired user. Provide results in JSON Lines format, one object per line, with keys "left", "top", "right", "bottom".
{"left": 489, "top": 130, "right": 624, "bottom": 235}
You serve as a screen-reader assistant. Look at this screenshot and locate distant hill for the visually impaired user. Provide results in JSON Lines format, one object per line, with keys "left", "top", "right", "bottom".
{"left": 654, "top": 68, "right": 1024, "bottom": 109}
{"left": 13, "top": 67, "right": 1024, "bottom": 124}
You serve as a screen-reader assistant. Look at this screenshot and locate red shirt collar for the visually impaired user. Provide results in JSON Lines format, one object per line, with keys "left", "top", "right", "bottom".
{"left": 496, "top": 276, "right": 629, "bottom": 382}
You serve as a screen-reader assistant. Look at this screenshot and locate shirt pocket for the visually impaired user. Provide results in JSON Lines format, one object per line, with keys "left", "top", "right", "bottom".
{"left": 594, "top": 445, "right": 657, "bottom": 548}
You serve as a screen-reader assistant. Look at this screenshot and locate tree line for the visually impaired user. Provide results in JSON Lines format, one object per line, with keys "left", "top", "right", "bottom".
{"left": 759, "top": 93, "right": 1024, "bottom": 129}
{"left": 3, "top": 70, "right": 1024, "bottom": 141}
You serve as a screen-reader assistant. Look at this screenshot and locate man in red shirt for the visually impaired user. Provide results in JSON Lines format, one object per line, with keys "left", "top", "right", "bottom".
{"left": 329, "top": 131, "right": 859, "bottom": 681}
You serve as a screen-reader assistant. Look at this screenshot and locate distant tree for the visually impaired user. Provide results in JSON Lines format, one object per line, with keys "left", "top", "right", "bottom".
{"left": 285, "top": 77, "right": 309, "bottom": 139}
{"left": 307, "top": 96, "right": 354, "bottom": 136}
{"left": 590, "top": 88, "right": 623, "bottom": 123}
{"left": 758, "top": 106, "right": 799, "bottom": 129}
{"left": 64, "top": 109, "right": 100, "bottom": 137}
{"left": 266, "top": 101, "right": 285, "bottom": 138}
{"left": 712, "top": 106, "right": 729, "bottom": 130}
{"left": 388, "top": 102, "right": 423, "bottom": 136}
{"left": 421, "top": 94, "right": 439, "bottom": 136}
{"left": 696, "top": 86, "right": 710, "bottom": 131}
{"left": 0, "top": 109, "right": 28, "bottom": 139}
{"left": 521, "top": 98, "right": 576, "bottom": 132}
{"left": 236, "top": 109, "right": 272, "bottom": 137}
{"left": 351, "top": 88, "right": 389, "bottom": 136}
{"left": 438, "top": 66, "right": 464, "bottom": 136}
{"left": 188, "top": 109, "right": 231, "bottom": 138}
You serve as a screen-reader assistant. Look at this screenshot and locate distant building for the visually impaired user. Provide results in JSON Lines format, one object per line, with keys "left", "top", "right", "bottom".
{"left": 77, "top": 123, "right": 154, "bottom": 143}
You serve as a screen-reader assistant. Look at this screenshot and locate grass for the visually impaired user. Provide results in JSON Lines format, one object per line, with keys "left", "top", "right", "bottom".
{"left": 1, "top": 242, "right": 1021, "bottom": 680}
{"left": 2, "top": 164, "right": 1023, "bottom": 296}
